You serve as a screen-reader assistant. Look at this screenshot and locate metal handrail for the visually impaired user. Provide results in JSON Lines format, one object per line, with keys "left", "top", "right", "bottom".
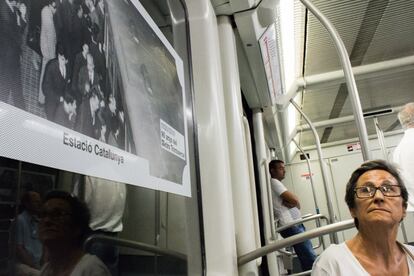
{"left": 276, "top": 214, "right": 328, "bottom": 256}
{"left": 292, "top": 140, "right": 321, "bottom": 215}
{"left": 83, "top": 235, "right": 187, "bottom": 260}
{"left": 290, "top": 270, "right": 311, "bottom": 276}
{"left": 238, "top": 219, "right": 355, "bottom": 266}
{"left": 275, "top": 214, "right": 328, "bottom": 233}
{"left": 290, "top": 99, "right": 338, "bottom": 244}
{"left": 299, "top": 0, "right": 371, "bottom": 161}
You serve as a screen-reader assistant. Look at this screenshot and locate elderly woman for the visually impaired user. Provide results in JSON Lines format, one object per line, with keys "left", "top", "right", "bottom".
{"left": 312, "top": 160, "right": 414, "bottom": 275}
{"left": 38, "top": 190, "right": 110, "bottom": 275}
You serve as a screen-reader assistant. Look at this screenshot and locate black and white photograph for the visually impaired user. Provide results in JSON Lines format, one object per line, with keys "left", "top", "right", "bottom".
{"left": 0, "top": 0, "right": 189, "bottom": 194}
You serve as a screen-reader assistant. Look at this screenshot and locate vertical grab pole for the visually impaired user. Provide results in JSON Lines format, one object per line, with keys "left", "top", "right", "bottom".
{"left": 373, "top": 117, "right": 388, "bottom": 160}
{"left": 292, "top": 139, "right": 320, "bottom": 215}
{"left": 292, "top": 139, "right": 326, "bottom": 249}
{"left": 290, "top": 99, "right": 338, "bottom": 243}
{"left": 300, "top": 0, "right": 371, "bottom": 161}
{"left": 373, "top": 118, "right": 409, "bottom": 243}
{"left": 252, "top": 110, "right": 279, "bottom": 274}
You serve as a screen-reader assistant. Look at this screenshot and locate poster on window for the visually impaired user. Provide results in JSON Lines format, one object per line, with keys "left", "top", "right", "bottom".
{"left": 0, "top": 0, "right": 191, "bottom": 196}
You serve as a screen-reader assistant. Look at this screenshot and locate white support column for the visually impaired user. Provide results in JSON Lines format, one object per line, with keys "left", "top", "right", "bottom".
{"left": 253, "top": 110, "right": 280, "bottom": 275}
{"left": 186, "top": 1, "right": 238, "bottom": 275}
{"left": 217, "top": 15, "right": 259, "bottom": 276}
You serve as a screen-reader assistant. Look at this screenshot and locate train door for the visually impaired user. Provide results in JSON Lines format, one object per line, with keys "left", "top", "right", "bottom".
{"left": 285, "top": 159, "right": 339, "bottom": 251}
{"left": 328, "top": 153, "right": 363, "bottom": 241}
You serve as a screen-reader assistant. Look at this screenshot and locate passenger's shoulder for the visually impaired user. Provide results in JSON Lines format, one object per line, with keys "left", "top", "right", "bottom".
{"left": 74, "top": 254, "right": 111, "bottom": 276}
{"left": 403, "top": 244, "right": 414, "bottom": 254}
{"left": 312, "top": 244, "right": 350, "bottom": 275}
{"left": 316, "top": 243, "right": 347, "bottom": 261}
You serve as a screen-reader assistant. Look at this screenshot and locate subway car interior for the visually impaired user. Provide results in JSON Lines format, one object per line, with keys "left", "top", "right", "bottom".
{"left": 1, "top": 0, "right": 414, "bottom": 275}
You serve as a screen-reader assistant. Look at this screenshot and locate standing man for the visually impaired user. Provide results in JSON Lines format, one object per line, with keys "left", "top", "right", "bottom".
{"left": 77, "top": 53, "right": 100, "bottom": 103}
{"left": 42, "top": 44, "right": 70, "bottom": 120}
{"left": 16, "top": 191, "right": 43, "bottom": 275}
{"left": 269, "top": 160, "right": 316, "bottom": 271}
{"left": 393, "top": 102, "right": 414, "bottom": 212}
{"left": 0, "top": 0, "right": 27, "bottom": 110}
{"left": 39, "top": 0, "right": 57, "bottom": 105}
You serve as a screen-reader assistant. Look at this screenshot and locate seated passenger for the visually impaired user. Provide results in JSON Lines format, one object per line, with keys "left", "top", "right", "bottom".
{"left": 269, "top": 160, "right": 317, "bottom": 271}
{"left": 312, "top": 160, "right": 414, "bottom": 275}
{"left": 38, "top": 190, "right": 110, "bottom": 275}
{"left": 16, "top": 191, "right": 43, "bottom": 276}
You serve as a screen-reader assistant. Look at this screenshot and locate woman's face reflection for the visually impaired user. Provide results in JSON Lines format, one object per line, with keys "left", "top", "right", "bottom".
{"left": 38, "top": 198, "right": 78, "bottom": 245}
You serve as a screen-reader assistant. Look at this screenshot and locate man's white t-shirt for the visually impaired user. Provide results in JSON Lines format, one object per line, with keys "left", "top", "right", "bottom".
{"left": 270, "top": 178, "right": 301, "bottom": 226}
{"left": 312, "top": 243, "right": 414, "bottom": 275}
{"left": 393, "top": 128, "right": 414, "bottom": 212}
{"left": 84, "top": 177, "right": 126, "bottom": 232}
{"left": 74, "top": 177, "right": 126, "bottom": 232}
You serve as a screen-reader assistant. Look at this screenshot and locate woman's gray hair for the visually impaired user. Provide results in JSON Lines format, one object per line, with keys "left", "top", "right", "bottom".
{"left": 398, "top": 103, "right": 414, "bottom": 129}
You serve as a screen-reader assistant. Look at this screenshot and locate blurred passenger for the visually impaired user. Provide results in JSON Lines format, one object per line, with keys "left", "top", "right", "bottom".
{"left": 26, "top": 0, "right": 43, "bottom": 61}
{"left": 39, "top": 0, "right": 57, "bottom": 105}
{"left": 75, "top": 86, "right": 101, "bottom": 138}
{"left": 70, "top": 4, "right": 89, "bottom": 67}
{"left": 42, "top": 43, "right": 70, "bottom": 120}
{"left": 16, "top": 191, "right": 42, "bottom": 276}
{"left": 89, "top": 23, "right": 105, "bottom": 87}
{"left": 77, "top": 53, "right": 100, "bottom": 102}
{"left": 312, "top": 160, "right": 414, "bottom": 275}
{"left": 103, "top": 94, "right": 124, "bottom": 148}
{"left": 54, "top": 0, "right": 74, "bottom": 60}
{"left": 393, "top": 103, "right": 414, "bottom": 213}
{"left": 38, "top": 190, "right": 110, "bottom": 275}
{"left": 0, "top": 0, "right": 27, "bottom": 110}
{"left": 72, "top": 43, "right": 89, "bottom": 95}
{"left": 54, "top": 92, "right": 77, "bottom": 129}
{"left": 269, "top": 160, "right": 317, "bottom": 271}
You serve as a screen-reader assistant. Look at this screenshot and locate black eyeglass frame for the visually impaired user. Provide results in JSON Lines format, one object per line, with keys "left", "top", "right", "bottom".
{"left": 354, "top": 184, "right": 402, "bottom": 199}
{"left": 38, "top": 209, "right": 73, "bottom": 220}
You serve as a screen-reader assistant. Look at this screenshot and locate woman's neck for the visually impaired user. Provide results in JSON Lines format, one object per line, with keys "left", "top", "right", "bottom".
{"left": 347, "top": 227, "right": 405, "bottom": 270}
{"left": 352, "top": 232, "right": 397, "bottom": 256}
{"left": 47, "top": 245, "right": 84, "bottom": 274}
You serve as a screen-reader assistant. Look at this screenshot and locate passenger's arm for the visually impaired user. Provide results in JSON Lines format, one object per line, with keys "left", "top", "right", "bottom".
{"left": 280, "top": 191, "right": 301, "bottom": 209}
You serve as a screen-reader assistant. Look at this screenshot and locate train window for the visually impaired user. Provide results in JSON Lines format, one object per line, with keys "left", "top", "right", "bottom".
{"left": 0, "top": 0, "right": 202, "bottom": 274}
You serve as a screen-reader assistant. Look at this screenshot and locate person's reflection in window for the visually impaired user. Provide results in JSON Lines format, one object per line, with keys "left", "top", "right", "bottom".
{"left": 38, "top": 190, "right": 110, "bottom": 275}
{"left": 16, "top": 191, "right": 42, "bottom": 276}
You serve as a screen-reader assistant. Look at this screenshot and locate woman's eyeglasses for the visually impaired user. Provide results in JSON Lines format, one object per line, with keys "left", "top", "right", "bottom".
{"left": 354, "top": 185, "right": 401, "bottom": 198}
{"left": 38, "top": 209, "right": 72, "bottom": 220}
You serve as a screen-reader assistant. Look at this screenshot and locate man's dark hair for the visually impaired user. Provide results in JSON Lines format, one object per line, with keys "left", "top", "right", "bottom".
{"left": 43, "top": 190, "right": 91, "bottom": 244}
{"left": 91, "top": 23, "right": 100, "bottom": 41}
{"left": 89, "top": 85, "right": 102, "bottom": 101}
{"left": 63, "top": 92, "right": 76, "bottom": 104}
{"left": 20, "top": 191, "right": 38, "bottom": 210}
{"left": 344, "top": 159, "right": 408, "bottom": 229}
{"left": 268, "top": 159, "right": 284, "bottom": 172}
{"left": 56, "top": 43, "right": 65, "bottom": 57}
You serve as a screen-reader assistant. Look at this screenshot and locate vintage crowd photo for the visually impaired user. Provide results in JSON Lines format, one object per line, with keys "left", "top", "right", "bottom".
{"left": 0, "top": 0, "right": 187, "bottom": 185}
